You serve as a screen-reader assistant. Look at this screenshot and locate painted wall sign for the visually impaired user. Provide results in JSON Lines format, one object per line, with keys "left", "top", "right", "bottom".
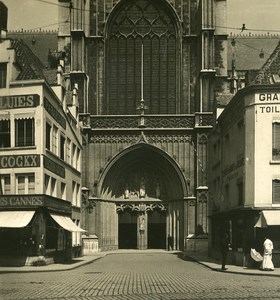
{"left": 259, "top": 106, "right": 280, "bottom": 113}
{"left": 0, "top": 196, "right": 43, "bottom": 207}
{"left": 258, "top": 93, "right": 280, "bottom": 102}
{"left": 44, "top": 98, "right": 66, "bottom": 129}
{"left": 0, "top": 94, "right": 39, "bottom": 110}
{"left": 222, "top": 157, "right": 244, "bottom": 177}
{"left": 0, "top": 155, "right": 40, "bottom": 168}
{"left": 43, "top": 156, "right": 65, "bottom": 178}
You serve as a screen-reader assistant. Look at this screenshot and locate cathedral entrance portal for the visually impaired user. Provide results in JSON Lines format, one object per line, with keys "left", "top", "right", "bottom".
{"left": 99, "top": 144, "right": 188, "bottom": 251}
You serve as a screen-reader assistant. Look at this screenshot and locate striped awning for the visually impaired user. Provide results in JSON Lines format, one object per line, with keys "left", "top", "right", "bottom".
{"left": 0, "top": 211, "right": 35, "bottom": 228}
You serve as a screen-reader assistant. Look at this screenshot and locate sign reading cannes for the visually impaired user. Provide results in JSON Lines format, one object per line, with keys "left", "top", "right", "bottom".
{"left": 0, "top": 155, "right": 40, "bottom": 168}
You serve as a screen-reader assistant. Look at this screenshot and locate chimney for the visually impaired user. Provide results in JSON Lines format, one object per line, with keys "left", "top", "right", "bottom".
{"left": 0, "top": 2, "right": 8, "bottom": 39}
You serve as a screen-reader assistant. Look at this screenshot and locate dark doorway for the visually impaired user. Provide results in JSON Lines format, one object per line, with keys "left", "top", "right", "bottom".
{"left": 118, "top": 211, "right": 137, "bottom": 249}
{"left": 148, "top": 211, "right": 166, "bottom": 249}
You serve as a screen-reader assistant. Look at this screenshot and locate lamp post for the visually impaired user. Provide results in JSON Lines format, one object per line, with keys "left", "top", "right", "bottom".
{"left": 81, "top": 187, "right": 96, "bottom": 235}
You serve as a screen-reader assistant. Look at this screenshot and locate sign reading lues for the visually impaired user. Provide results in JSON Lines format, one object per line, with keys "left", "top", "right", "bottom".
{"left": 0, "top": 196, "right": 43, "bottom": 207}
{"left": 0, "top": 94, "right": 39, "bottom": 109}
{"left": 0, "top": 155, "right": 40, "bottom": 168}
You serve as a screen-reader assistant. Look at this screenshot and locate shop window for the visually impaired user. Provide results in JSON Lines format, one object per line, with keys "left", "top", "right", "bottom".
{"left": 0, "top": 120, "right": 10, "bottom": 148}
{"left": 60, "top": 134, "right": 66, "bottom": 160}
{"left": 66, "top": 138, "right": 71, "bottom": 164}
{"left": 61, "top": 182, "right": 66, "bottom": 200}
{"left": 0, "top": 63, "right": 7, "bottom": 88}
{"left": 272, "top": 179, "right": 280, "bottom": 204}
{"left": 16, "top": 174, "right": 35, "bottom": 194}
{"left": 15, "top": 118, "right": 35, "bottom": 147}
{"left": 45, "top": 122, "right": 51, "bottom": 150}
{"left": 272, "top": 122, "right": 280, "bottom": 160}
{"left": 52, "top": 125, "right": 58, "bottom": 155}
{"left": 0, "top": 175, "right": 11, "bottom": 195}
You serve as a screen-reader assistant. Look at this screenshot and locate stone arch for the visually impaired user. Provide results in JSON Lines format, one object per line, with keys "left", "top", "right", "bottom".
{"left": 97, "top": 142, "right": 188, "bottom": 200}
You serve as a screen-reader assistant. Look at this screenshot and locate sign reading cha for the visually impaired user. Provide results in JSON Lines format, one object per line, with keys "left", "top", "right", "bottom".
{"left": 0, "top": 94, "right": 39, "bottom": 110}
{"left": 0, "top": 155, "right": 40, "bottom": 168}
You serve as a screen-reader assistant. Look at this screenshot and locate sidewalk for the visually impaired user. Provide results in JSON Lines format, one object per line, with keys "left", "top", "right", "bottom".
{"left": 185, "top": 252, "right": 280, "bottom": 277}
{"left": 1, "top": 250, "right": 280, "bottom": 276}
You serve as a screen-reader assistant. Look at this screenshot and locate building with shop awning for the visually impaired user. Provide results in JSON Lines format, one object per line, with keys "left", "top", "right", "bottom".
{"left": 0, "top": 211, "right": 85, "bottom": 232}
{"left": 255, "top": 211, "right": 280, "bottom": 228}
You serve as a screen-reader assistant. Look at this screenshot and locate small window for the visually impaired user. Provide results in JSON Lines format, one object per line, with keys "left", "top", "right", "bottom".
{"left": 0, "top": 120, "right": 10, "bottom": 148}
{"left": 0, "top": 63, "right": 7, "bottom": 88}
{"left": 272, "top": 179, "right": 280, "bottom": 204}
{"left": 272, "top": 123, "right": 280, "bottom": 160}
{"left": 72, "top": 143, "right": 76, "bottom": 168}
{"left": 15, "top": 118, "right": 35, "bottom": 147}
{"left": 45, "top": 174, "right": 50, "bottom": 194}
{"left": 51, "top": 177, "right": 57, "bottom": 197}
{"left": 46, "top": 123, "right": 51, "bottom": 150}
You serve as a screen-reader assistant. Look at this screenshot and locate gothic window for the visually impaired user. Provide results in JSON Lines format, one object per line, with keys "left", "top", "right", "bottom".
{"left": 106, "top": 0, "right": 178, "bottom": 115}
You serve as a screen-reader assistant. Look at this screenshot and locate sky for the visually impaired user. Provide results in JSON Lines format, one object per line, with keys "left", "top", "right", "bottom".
{"left": 2, "top": 0, "right": 280, "bottom": 34}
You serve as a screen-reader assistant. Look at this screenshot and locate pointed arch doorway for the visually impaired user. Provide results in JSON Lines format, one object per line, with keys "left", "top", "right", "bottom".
{"left": 99, "top": 143, "right": 188, "bottom": 250}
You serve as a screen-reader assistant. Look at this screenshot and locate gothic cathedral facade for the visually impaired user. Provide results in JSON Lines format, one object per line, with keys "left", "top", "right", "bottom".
{"left": 58, "top": 0, "right": 228, "bottom": 251}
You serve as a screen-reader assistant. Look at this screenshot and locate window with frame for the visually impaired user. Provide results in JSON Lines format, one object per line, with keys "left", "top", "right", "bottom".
{"left": 66, "top": 138, "right": 71, "bottom": 164}
{"left": 15, "top": 118, "right": 35, "bottom": 147}
{"left": 52, "top": 125, "right": 58, "bottom": 154}
{"left": 45, "top": 122, "right": 51, "bottom": 150}
{"left": 272, "top": 179, "right": 280, "bottom": 204}
{"left": 0, "top": 175, "right": 11, "bottom": 195}
{"left": 45, "top": 174, "right": 50, "bottom": 194}
{"left": 0, "top": 63, "right": 7, "bottom": 88}
{"left": 16, "top": 174, "right": 35, "bottom": 194}
{"left": 51, "top": 177, "right": 57, "bottom": 197}
{"left": 72, "top": 181, "right": 77, "bottom": 206}
{"left": 106, "top": 0, "right": 178, "bottom": 114}
{"left": 72, "top": 143, "right": 76, "bottom": 168}
{"left": 272, "top": 122, "right": 280, "bottom": 160}
{"left": 61, "top": 182, "right": 66, "bottom": 200}
{"left": 60, "top": 134, "right": 66, "bottom": 160}
{"left": 0, "top": 119, "right": 11, "bottom": 148}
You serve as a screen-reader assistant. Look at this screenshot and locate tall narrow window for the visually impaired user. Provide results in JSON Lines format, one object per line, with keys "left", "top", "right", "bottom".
{"left": 61, "top": 182, "right": 66, "bottom": 200}
{"left": 272, "top": 179, "right": 280, "bottom": 204}
{"left": 52, "top": 125, "right": 58, "bottom": 154}
{"left": 45, "top": 123, "right": 51, "bottom": 150}
{"left": 60, "top": 135, "right": 66, "bottom": 160}
{"left": 272, "top": 122, "right": 280, "bottom": 160}
{"left": 0, "top": 63, "right": 7, "bottom": 88}
{"left": 66, "top": 138, "right": 71, "bottom": 164}
{"left": 15, "top": 118, "right": 35, "bottom": 147}
{"left": 107, "top": 0, "right": 178, "bottom": 114}
{"left": 0, "top": 119, "right": 10, "bottom": 148}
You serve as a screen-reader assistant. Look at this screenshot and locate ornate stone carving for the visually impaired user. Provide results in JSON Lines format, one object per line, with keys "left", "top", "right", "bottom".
{"left": 89, "top": 134, "right": 139, "bottom": 144}
{"left": 116, "top": 202, "right": 166, "bottom": 213}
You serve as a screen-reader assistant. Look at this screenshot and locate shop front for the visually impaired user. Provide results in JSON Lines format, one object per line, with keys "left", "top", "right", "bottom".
{"left": 0, "top": 195, "right": 85, "bottom": 266}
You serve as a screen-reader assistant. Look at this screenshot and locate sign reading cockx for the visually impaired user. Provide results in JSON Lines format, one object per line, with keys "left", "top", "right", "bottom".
{"left": 0, "top": 155, "right": 40, "bottom": 168}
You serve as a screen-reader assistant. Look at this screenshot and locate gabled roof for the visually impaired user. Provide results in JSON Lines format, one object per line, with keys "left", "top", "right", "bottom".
{"left": 254, "top": 41, "right": 280, "bottom": 84}
{"left": 10, "top": 38, "right": 57, "bottom": 85}
{"left": 8, "top": 30, "right": 58, "bottom": 68}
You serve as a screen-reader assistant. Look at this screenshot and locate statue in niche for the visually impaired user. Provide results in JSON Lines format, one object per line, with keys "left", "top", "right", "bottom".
{"left": 155, "top": 181, "right": 161, "bottom": 198}
{"left": 124, "top": 184, "right": 130, "bottom": 199}
{"left": 139, "top": 177, "right": 146, "bottom": 198}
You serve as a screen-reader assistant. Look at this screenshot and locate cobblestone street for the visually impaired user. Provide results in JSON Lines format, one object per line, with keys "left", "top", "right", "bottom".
{"left": 1, "top": 252, "right": 280, "bottom": 300}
